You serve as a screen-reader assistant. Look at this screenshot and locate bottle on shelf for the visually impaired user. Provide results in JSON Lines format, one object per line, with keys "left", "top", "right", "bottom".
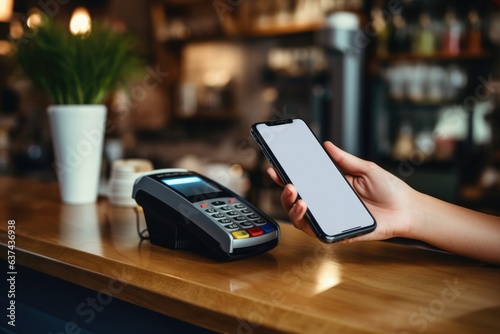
{"left": 442, "top": 10, "right": 463, "bottom": 55}
{"left": 371, "top": 8, "right": 390, "bottom": 57}
{"left": 413, "top": 13, "right": 436, "bottom": 55}
{"left": 465, "top": 10, "right": 482, "bottom": 54}
{"left": 392, "top": 122, "right": 415, "bottom": 160}
{"left": 388, "top": 14, "right": 412, "bottom": 54}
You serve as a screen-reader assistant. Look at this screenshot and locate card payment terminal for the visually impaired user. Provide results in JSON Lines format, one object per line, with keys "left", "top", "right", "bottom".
{"left": 132, "top": 169, "right": 280, "bottom": 260}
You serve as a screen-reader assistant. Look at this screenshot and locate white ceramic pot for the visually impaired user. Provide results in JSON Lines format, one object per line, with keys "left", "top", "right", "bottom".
{"left": 48, "top": 105, "right": 107, "bottom": 205}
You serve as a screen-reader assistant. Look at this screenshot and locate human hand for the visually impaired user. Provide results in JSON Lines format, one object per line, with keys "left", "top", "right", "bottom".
{"left": 267, "top": 141, "right": 415, "bottom": 243}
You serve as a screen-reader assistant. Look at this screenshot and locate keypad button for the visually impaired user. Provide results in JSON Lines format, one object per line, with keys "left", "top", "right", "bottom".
{"left": 253, "top": 218, "right": 266, "bottom": 226}
{"left": 247, "top": 214, "right": 259, "bottom": 220}
{"left": 239, "top": 222, "right": 254, "bottom": 229}
{"left": 260, "top": 224, "right": 275, "bottom": 233}
{"left": 248, "top": 227, "right": 264, "bottom": 237}
{"left": 224, "top": 224, "right": 239, "bottom": 231}
{"left": 220, "top": 206, "right": 231, "bottom": 211}
{"left": 219, "top": 219, "right": 231, "bottom": 224}
{"left": 212, "top": 213, "right": 224, "bottom": 219}
{"left": 211, "top": 201, "right": 225, "bottom": 206}
{"left": 234, "top": 204, "right": 245, "bottom": 209}
{"left": 205, "top": 208, "right": 217, "bottom": 213}
{"left": 231, "top": 231, "right": 249, "bottom": 239}
{"left": 241, "top": 209, "right": 252, "bottom": 214}
{"left": 233, "top": 216, "right": 246, "bottom": 222}
{"left": 226, "top": 211, "right": 239, "bottom": 216}
{"left": 200, "top": 203, "right": 208, "bottom": 208}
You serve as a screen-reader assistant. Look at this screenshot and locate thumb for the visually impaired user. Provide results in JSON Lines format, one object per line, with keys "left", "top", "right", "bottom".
{"left": 323, "top": 141, "right": 371, "bottom": 176}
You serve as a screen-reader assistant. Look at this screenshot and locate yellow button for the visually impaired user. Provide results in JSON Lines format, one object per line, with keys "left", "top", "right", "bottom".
{"left": 231, "top": 231, "right": 249, "bottom": 239}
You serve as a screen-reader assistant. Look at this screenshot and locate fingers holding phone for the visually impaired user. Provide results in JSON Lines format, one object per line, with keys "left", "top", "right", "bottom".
{"left": 252, "top": 119, "right": 376, "bottom": 243}
{"left": 267, "top": 167, "right": 316, "bottom": 237}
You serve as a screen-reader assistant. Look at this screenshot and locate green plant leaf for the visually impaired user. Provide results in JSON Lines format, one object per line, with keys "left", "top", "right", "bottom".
{"left": 12, "top": 17, "right": 143, "bottom": 105}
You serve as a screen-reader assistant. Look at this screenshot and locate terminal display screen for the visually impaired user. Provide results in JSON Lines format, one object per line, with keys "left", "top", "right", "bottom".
{"left": 162, "top": 176, "right": 220, "bottom": 198}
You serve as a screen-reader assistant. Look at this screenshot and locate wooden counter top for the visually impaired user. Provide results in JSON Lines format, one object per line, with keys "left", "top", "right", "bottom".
{"left": 1, "top": 176, "right": 499, "bottom": 333}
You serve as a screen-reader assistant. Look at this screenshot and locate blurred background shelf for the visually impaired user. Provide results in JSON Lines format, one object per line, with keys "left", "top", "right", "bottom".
{"left": 378, "top": 51, "right": 494, "bottom": 62}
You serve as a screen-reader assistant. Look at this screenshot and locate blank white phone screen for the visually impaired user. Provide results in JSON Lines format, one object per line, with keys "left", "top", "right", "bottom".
{"left": 256, "top": 120, "right": 374, "bottom": 236}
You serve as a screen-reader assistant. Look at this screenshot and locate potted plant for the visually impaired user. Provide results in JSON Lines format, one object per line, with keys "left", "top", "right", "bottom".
{"left": 12, "top": 16, "right": 141, "bottom": 204}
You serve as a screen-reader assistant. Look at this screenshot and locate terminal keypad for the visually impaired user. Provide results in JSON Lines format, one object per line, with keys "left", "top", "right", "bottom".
{"left": 198, "top": 198, "right": 275, "bottom": 239}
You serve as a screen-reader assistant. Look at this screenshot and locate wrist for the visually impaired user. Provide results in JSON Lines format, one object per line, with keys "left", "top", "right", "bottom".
{"left": 405, "top": 190, "right": 430, "bottom": 240}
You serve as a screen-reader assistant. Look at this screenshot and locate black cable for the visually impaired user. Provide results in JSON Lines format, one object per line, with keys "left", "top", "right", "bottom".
{"left": 134, "top": 206, "right": 149, "bottom": 240}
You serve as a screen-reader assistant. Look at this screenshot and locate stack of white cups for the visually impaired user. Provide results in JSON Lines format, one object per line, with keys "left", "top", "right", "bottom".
{"left": 108, "top": 159, "right": 153, "bottom": 207}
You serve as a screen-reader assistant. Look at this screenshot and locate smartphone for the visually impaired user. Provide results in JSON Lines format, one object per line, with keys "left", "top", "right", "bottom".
{"left": 251, "top": 118, "right": 376, "bottom": 243}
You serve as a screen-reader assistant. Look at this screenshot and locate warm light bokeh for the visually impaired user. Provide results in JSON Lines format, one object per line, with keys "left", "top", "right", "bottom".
{"left": 0, "top": 40, "right": 11, "bottom": 55}
{"left": 9, "top": 19, "right": 23, "bottom": 39}
{"left": 0, "top": 0, "right": 13, "bottom": 22}
{"left": 70, "top": 7, "right": 91, "bottom": 35}
{"left": 27, "top": 9, "right": 43, "bottom": 29}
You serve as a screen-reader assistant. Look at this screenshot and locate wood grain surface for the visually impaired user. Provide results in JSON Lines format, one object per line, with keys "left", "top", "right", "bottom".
{"left": 1, "top": 176, "right": 499, "bottom": 333}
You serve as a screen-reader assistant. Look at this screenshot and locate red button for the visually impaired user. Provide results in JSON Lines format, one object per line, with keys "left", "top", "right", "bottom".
{"left": 247, "top": 227, "right": 263, "bottom": 237}
{"left": 229, "top": 198, "right": 235, "bottom": 203}
{"left": 200, "top": 203, "right": 208, "bottom": 208}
